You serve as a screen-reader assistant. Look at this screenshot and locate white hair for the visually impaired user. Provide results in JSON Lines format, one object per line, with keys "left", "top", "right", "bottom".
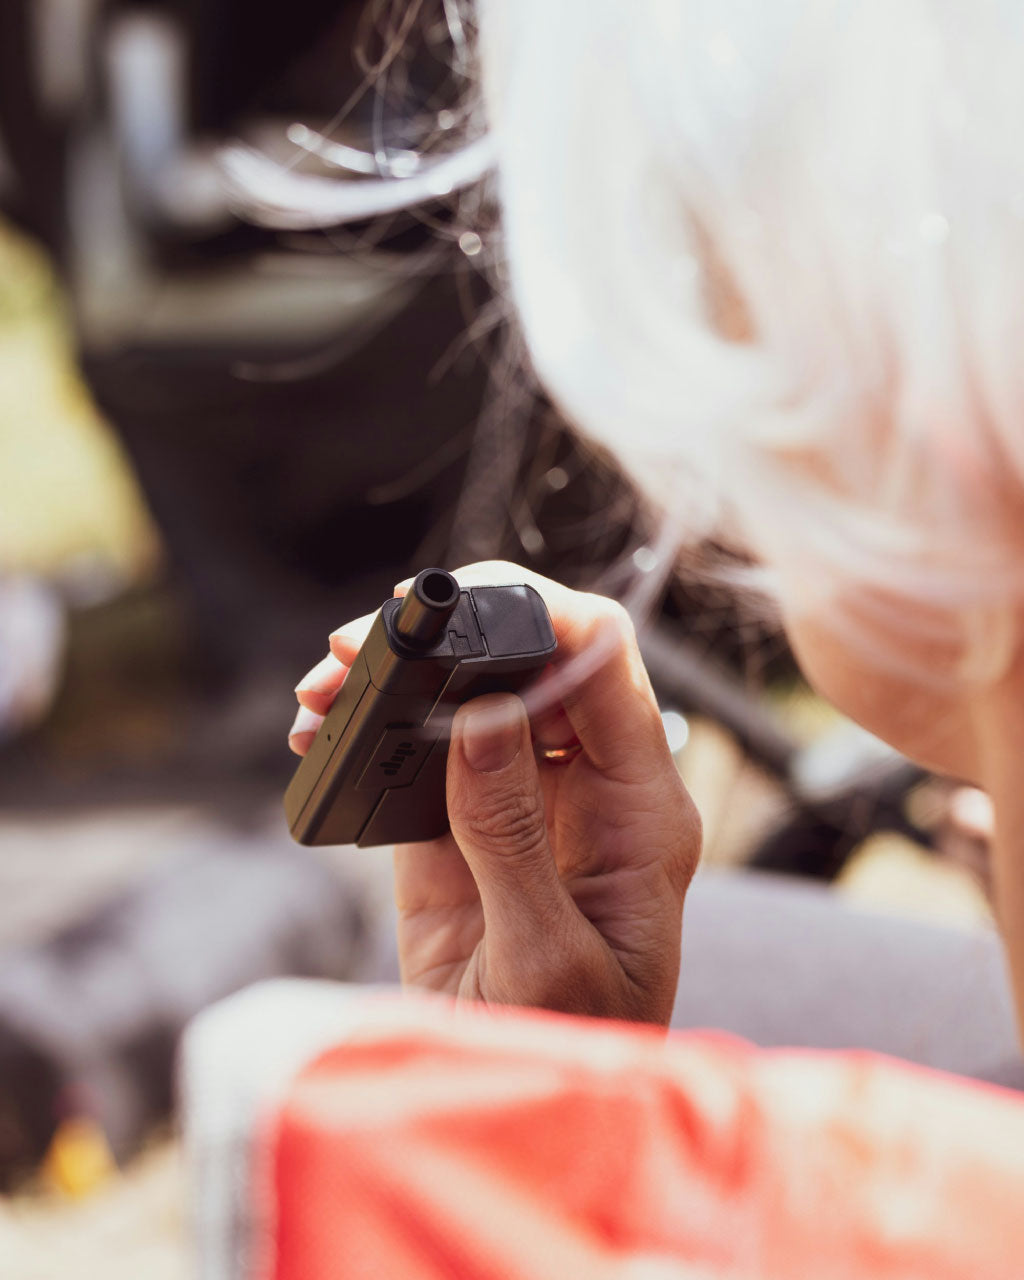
{"left": 226, "top": 0, "right": 1024, "bottom": 677}
{"left": 474, "top": 0, "right": 1024, "bottom": 676}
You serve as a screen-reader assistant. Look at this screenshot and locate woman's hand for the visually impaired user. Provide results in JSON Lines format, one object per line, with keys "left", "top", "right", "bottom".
{"left": 290, "top": 562, "right": 701, "bottom": 1026}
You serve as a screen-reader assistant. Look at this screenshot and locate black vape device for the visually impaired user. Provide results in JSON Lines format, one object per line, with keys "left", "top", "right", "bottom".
{"left": 285, "top": 569, "right": 557, "bottom": 847}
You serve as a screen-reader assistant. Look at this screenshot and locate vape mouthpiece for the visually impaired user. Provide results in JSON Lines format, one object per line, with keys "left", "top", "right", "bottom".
{"left": 393, "top": 568, "right": 460, "bottom": 650}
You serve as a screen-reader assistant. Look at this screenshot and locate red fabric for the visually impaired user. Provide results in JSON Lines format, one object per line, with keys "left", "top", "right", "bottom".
{"left": 268, "top": 997, "right": 1024, "bottom": 1279}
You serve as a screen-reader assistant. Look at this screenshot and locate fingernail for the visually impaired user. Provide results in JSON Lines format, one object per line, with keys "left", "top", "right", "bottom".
{"left": 295, "top": 653, "right": 341, "bottom": 694}
{"left": 288, "top": 705, "right": 321, "bottom": 746}
{"left": 461, "top": 696, "right": 524, "bottom": 773}
{"left": 329, "top": 638, "right": 363, "bottom": 668}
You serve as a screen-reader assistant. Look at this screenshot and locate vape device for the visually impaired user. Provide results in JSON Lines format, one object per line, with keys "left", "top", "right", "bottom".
{"left": 285, "top": 569, "right": 557, "bottom": 848}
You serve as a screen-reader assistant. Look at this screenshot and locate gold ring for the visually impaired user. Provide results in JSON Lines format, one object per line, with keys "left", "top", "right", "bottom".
{"left": 536, "top": 741, "right": 583, "bottom": 763}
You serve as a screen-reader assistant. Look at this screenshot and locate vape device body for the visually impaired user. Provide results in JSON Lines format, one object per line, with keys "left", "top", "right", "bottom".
{"left": 285, "top": 569, "right": 557, "bottom": 848}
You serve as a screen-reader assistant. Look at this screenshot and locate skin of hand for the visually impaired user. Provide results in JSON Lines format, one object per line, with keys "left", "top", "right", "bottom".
{"left": 290, "top": 561, "right": 701, "bottom": 1026}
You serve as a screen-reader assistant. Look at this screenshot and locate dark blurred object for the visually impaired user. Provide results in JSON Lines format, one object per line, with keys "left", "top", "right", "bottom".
{"left": 0, "top": 837, "right": 370, "bottom": 1190}
{"left": 0, "top": 0, "right": 489, "bottom": 751}
{"left": 0, "top": 1022, "right": 62, "bottom": 1190}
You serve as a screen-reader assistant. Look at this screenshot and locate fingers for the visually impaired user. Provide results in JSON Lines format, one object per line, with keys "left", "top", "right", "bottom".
{"left": 328, "top": 610, "right": 377, "bottom": 663}
{"left": 288, "top": 704, "right": 323, "bottom": 756}
{"left": 431, "top": 561, "right": 668, "bottom": 785}
{"left": 529, "top": 693, "right": 580, "bottom": 754}
{"left": 446, "top": 693, "right": 570, "bottom": 947}
{"left": 293, "top": 610, "right": 379, "bottom": 719}
{"left": 294, "top": 652, "right": 348, "bottom": 715}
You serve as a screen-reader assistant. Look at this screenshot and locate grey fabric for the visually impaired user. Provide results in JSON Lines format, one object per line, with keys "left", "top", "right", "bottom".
{"left": 673, "top": 870, "right": 1024, "bottom": 1089}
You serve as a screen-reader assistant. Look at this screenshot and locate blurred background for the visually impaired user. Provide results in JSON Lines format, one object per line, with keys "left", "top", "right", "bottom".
{"left": 0, "top": 2, "right": 998, "bottom": 1275}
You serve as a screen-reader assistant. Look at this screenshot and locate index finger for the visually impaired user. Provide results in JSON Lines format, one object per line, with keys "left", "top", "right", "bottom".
{"left": 328, "top": 610, "right": 378, "bottom": 664}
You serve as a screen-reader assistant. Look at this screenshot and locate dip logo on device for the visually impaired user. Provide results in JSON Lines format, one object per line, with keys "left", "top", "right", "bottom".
{"left": 381, "top": 742, "right": 417, "bottom": 778}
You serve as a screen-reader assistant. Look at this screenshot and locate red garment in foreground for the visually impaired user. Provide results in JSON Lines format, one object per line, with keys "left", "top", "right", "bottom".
{"left": 229, "top": 989, "right": 1024, "bottom": 1280}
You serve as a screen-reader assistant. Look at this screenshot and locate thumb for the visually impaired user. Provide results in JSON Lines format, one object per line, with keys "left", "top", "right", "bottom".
{"left": 447, "top": 693, "right": 568, "bottom": 942}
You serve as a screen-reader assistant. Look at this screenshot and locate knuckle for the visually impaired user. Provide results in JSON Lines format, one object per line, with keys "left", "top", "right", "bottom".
{"left": 580, "top": 595, "right": 644, "bottom": 669}
{"left": 603, "top": 595, "right": 635, "bottom": 631}
{"left": 584, "top": 592, "right": 635, "bottom": 636}
{"left": 465, "top": 785, "right": 548, "bottom": 859}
